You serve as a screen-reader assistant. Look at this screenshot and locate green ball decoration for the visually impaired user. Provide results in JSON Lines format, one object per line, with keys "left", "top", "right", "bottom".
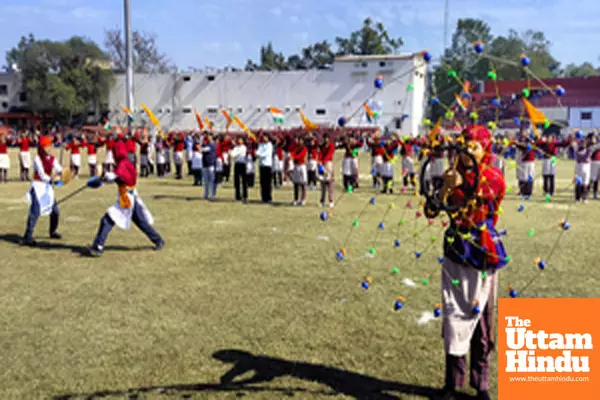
{"left": 353, "top": 219, "right": 359, "bottom": 227}
{"left": 551, "top": 156, "right": 557, "bottom": 165}
{"left": 445, "top": 110, "right": 455, "bottom": 119}
{"left": 544, "top": 194, "right": 551, "bottom": 202}
{"left": 505, "top": 256, "right": 512, "bottom": 263}
{"left": 522, "top": 88, "right": 530, "bottom": 98}
{"left": 448, "top": 70, "right": 457, "bottom": 78}
{"left": 369, "top": 248, "right": 376, "bottom": 255}
{"left": 352, "top": 149, "right": 359, "bottom": 157}
{"left": 528, "top": 228, "right": 535, "bottom": 237}
{"left": 430, "top": 236, "right": 437, "bottom": 243}
{"left": 392, "top": 267, "right": 400, "bottom": 275}
{"left": 469, "top": 112, "right": 479, "bottom": 120}
{"left": 543, "top": 119, "right": 550, "bottom": 129}
{"left": 422, "top": 278, "right": 429, "bottom": 285}
{"left": 398, "top": 219, "right": 406, "bottom": 226}
{"left": 451, "top": 279, "right": 460, "bottom": 286}
{"left": 481, "top": 272, "right": 488, "bottom": 279}
{"left": 407, "top": 84, "right": 414, "bottom": 91}
{"left": 487, "top": 71, "right": 497, "bottom": 80}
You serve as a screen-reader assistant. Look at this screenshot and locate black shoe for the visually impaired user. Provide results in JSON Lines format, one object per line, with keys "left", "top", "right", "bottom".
{"left": 154, "top": 240, "right": 165, "bottom": 251}
{"left": 22, "top": 237, "right": 37, "bottom": 247}
{"left": 88, "top": 246, "right": 103, "bottom": 257}
{"left": 476, "top": 391, "right": 491, "bottom": 400}
{"left": 49, "top": 232, "right": 62, "bottom": 239}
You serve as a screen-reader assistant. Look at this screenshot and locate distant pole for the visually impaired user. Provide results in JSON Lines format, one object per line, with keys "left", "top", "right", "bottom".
{"left": 124, "top": 0, "right": 134, "bottom": 131}
{"left": 443, "top": 0, "right": 449, "bottom": 54}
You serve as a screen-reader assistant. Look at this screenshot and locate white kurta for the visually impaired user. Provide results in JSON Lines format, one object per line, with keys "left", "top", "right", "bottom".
{"left": 372, "top": 155, "right": 383, "bottom": 174}
{"left": 25, "top": 155, "right": 62, "bottom": 216}
{"left": 174, "top": 151, "right": 183, "bottom": 165}
{"left": 442, "top": 258, "right": 498, "bottom": 355}
{"left": 342, "top": 158, "right": 357, "bottom": 176}
{"left": 105, "top": 150, "right": 115, "bottom": 165}
{"left": 542, "top": 158, "right": 556, "bottom": 176}
{"left": 191, "top": 151, "right": 203, "bottom": 170}
{"left": 20, "top": 151, "right": 31, "bottom": 168}
{"left": 107, "top": 189, "right": 154, "bottom": 230}
{"left": 0, "top": 153, "right": 10, "bottom": 169}
{"left": 402, "top": 156, "right": 415, "bottom": 174}
{"left": 88, "top": 155, "right": 97, "bottom": 165}
{"left": 318, "top": 161, "right": 334, "bottom": 182}
{"left": 71, "top": 154, "right": 81, "bottom": 167}
{"left": 591, "top": 161, "right": 600, "bottom": 182}
{"left": 273, "top": 156, "right": 283, "bottom": 172}
{"left": 308, "top": 159, "right": 318, "bottom": 171}
{"left": 380, "top": 162, "right": 394, "bottom": 178}
{"left": 575, "top": 162, "right": 591, "bottom": 186}
{"left": 292, "top": 164, "right": 307, "bottom": 184}
{"left": 246, "top": 156, "right": 255, "bottom": 175}
{"left": 518, "top": 161, "right": 534, "bottom": 182}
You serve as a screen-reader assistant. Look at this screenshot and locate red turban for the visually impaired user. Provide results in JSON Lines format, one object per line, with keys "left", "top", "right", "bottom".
{"left": 39, "top": 136, "right": 52, "bottom": 148}
{"left": 463, "top": 125, "right": 492, "bottom": 165}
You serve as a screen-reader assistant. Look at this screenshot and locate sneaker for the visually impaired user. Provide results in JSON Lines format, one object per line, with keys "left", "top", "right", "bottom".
{"left": 22, "top": 237, "right": 37, "bottom": 247}
{"left": 584, "top": 199, "right": 589, "bottom": 204}
{"left": 49, "top": 232, "right": 62, "bottom": 239}
{"left": 88, "top": 246, "right": 103, "bottom": 257}
{"left": 329, "top": 202, "right": 334, "bottom": 208}
{"left": 154, "top": 240, "right": 165, "bottom": 251}
{"left": 300, "top": 201, "right": 306, "bottom": 206}
{"left": 292, "top": 201, "right": 298, "bottom": 206}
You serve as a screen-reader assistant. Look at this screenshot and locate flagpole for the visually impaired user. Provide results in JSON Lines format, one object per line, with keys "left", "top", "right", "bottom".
{"left": 124, "top": 0, "right": 134, "bottom": 132}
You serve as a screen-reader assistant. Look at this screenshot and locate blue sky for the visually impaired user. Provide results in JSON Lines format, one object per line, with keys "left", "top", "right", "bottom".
{"left": 1, "top": 0, "right": 598, "bottom": 70}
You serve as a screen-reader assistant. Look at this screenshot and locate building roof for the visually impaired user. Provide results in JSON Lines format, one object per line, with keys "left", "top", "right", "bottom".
{"left": 481, "top": 76, "right": 600, "bottom": 108}
{"left": 334, "top": 53, "right": 416, "bottom": 62}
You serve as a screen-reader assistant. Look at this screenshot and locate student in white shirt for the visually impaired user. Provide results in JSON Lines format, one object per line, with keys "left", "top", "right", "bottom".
{"left": 257, "top": 134, "right": 274, "bottom": 203}
{"left": 231, "top": 137, "right": 248, "bottom": 202}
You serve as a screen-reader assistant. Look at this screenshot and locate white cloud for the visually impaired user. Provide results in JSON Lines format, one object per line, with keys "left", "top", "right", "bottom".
{"left": 290, "top": 15, "right": 300, "bottom": 23}
{"left": 270, "top": 7, "right": 282, "bottom": 16}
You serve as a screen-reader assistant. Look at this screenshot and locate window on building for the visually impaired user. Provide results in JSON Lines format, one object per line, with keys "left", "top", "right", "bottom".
{"left": 19, "top": 92, "right": 27, "bottom": 102}
{"left": 182, "top": 75, "right": 191, "bottom": 82}
{"left": 379, "top": 61, "right": 386, "bottom": 67}
{"left": 237, "top": 107, "right": 243, "bottom": 113}
{"left": 361, "top": 62, "right": 368, "bottom": 68}
{"left": 182, "top": 107, "right": 192, "bottom": 114}
{"left": 395, "top": 118, "right": 403, "bottom": 129}
{"left": 207, "top": 107, "right": 218, "bottom": 114}
{"left": 316, "top": 108, "right": 326, "bottom": 115}
{"left": 0, "top": 85, "right": 7, "bottom": 96}
{"left": 207, "top": 75, "right": 215, "bottom": 81}
{"left": 581, "top": 112, "right": 592, "bottom": 120}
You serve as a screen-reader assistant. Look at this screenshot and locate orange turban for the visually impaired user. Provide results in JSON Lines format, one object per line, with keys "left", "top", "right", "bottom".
{"left": 39, "top": 136, "right": 52, "bottom": 147}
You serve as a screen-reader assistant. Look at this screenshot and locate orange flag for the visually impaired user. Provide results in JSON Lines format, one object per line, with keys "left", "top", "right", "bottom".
{"left": 194, "top": 110, "right": 204, "bottom": 130}
{"left": 523, "top": 98, "right": 548, "bottom": 138}
{"left": 220, "top": 109, "right": 233, "bottom": 132}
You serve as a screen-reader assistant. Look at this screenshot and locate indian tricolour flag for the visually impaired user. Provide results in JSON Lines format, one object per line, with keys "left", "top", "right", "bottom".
{"left": 268, "top": 107, "right": 285, "bottom": 124}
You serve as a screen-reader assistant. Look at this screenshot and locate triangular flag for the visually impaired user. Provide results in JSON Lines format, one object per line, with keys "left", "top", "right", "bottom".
{"left": 233, "top": 116, "right": 257, "bottom": 141}
{"left": 121, "top": 107, "right": 135, "bottom": 122}
{"left": 194, "top": 109, "right": 205, "bottom": 130}
{"left": 220, "top": 109, "right": 233, "bottom": 132}
{"left": 298, "top": 109, "right": 318, "bottom": 132}
{"left": 204, "top": 117, "right": 214, "bottom": 133}
{"left": 454, "top": 94, "right": 466, "bottom": 111}
{"left": 523, "top": 97, "right": 548, "bottom": 139}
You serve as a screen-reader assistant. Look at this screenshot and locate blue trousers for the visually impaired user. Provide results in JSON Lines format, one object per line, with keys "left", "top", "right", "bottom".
{"left": 92, "top": 202, "right": 163, "bottom": 250}
{"left": 24, "top": 188, "right": 59, "bottom": 240}
{"left": 203, "top": 167, "right": 217, "bottom": 199}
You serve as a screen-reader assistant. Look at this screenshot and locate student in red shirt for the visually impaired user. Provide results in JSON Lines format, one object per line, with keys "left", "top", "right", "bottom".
{"left": 172, "top": 132, "right": 186, "bottom": 179}
{"left": 125, "top": 133, "right": 137, "bottom": 171}
{"left": 318, "top": 132, "right": 335, "bottom": 207}
{"left": 307, "top": 134, "right": 319, "bottom": 190}
{"left": 17, "top": 131, "right": 32, "bottom": 181}
{"left": 290, "top": 136, "right": 308, "bottom": 205}
{"left": 0, "top": 134, "right": 9, "bottom": 183}
{"left": 272, "top": 136, "right": 284, "bottom": 188}
{"left": 221, "top": 134, "right": 233, "bottom": 183}
{"left": 66, "top": 136, "right": 82, "bottom": 178}
{"left": 83, "top": 134, "right": 101, "bottom": 177}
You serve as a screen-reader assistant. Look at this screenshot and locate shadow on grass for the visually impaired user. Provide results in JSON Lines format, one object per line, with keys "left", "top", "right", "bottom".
{"left": 152, "top": 195, "right": 295, "bottom": 207}
{"left": 52, "top": 349, "right": 458, "bottom": 400}
{"left": 0, "top": 234, "right": 153, "bottom": 256}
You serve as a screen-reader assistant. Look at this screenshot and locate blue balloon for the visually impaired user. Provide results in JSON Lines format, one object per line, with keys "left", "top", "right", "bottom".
{"left": 514, "top": 117, "right": 521, "bottom": 126}
{"left": 374, "top": 78, "right": 383, "bottom": 89}
{"left": 474, "top": 42, "right": 485, "bottom": 54}
{"left": 491, "top": 99, "right": 501, "bottom": 107}
{"left": 362, "top": 281, "right": 370, "bottom": 290}
{"left": 422, "top": 52, "right": 432, "bottom": 62}
{"left": 338, "top": 117, "right": 347, "bottom": 127}
{"left": 556, "top": 87, "right": 565, "bottom": 96}
{"left": 434, "top": 308, "right": 442, "bottom": 317}
{"left": 472, "top": 305, "right": 481, "bottom": 314}
{"left": 575, "top": 130, "right": 584, "bottom": 139}
{"left": 318, "top": 165, "right": 325, "bottom": 175}
{"left": 394, "top": 300, "right": 404, "bottom": 310}
{"left": 521, "top": 56, "right": 531, "bottom": 66}
{"left": 509, "top": 289, "right": 518, "bottom": 298}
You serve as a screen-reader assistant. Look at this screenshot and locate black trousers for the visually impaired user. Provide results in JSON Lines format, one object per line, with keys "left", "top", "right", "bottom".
{"left": 403, "top": 173, "right": 416, "bottom": 187}
{"left": 247, "top": 172, "right": 255, "bottom": 188}
{"left": 260, "top": 166, "right": 273, "bottom": 203}
{"left": 24, "top": 189, "right": 59, "bottom": 240}
{"left": 543, "top": 175, "right": 555, "bottom": 195}
{"left": 193, "top": 169, "right": 203, "bottom": 186}
{"left": 223, "top": 163, "right": 231, "bottom": 182}
{"left": 234, "top": 163, "right": 248, "bottom": 201}
{"left": 381, "top": 177, "right": 393, "bottom": 193}
{"left": 273, "top": 171, "right": 282, "bottom": 188}
{"left": 308, "top": 170, "right": 317, "bottom": 187}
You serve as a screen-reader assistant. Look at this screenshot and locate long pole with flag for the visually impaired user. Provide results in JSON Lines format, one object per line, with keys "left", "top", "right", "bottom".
{"left": 124, "top": 0, "right": 134, "bottom": 133}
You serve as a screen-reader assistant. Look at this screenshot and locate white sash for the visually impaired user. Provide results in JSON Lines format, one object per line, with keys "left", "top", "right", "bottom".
{"left": 107, "top": 190, "right": 154, "bottom": 230}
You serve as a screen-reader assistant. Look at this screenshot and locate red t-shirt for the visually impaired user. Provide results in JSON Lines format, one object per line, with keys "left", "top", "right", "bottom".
{"left": 125, "top": 139, "right": 137, "bottom": 154}
{"left": 0, "top": 143, "right": 7, "bottom": 154}
{"left": 319, "top": 142, "right": 335, "bottom": 163}
{"left": 19, "top": 137, "right": 31, "bottom": 151}
{"left": 67, "top": 142, "right": 81, "bottom": 154}
{"left": 291, "top": 146, "right": 307, "bottom": 165}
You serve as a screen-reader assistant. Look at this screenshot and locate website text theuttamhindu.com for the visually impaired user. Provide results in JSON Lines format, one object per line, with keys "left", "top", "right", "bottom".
{"left": 508, "top": 376, "right": 590, "bottom": 383}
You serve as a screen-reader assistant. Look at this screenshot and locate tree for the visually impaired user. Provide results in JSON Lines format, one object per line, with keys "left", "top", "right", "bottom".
{"left": 335, "top": 18, "right": 403, "bottom": 56}
{"left": 104, "top": 29, "right": 174, "bottom": 73}
{"left": 258, "top": 42, "right": 289, "bottom": 71}
{"left": 561, "top": 62, "right": 599, "bottom": 77}
{"left": 300, "top": 40, "right": 335, "bottom": 68}
{"left": 6, "top": 34, "right": 114, "bottom": 124}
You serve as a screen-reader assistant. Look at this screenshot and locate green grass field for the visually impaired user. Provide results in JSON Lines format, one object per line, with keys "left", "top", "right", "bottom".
{"left": 0, "top": 148, "right": 598, "bottom": 400}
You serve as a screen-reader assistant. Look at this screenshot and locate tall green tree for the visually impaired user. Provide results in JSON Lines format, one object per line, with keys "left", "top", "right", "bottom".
{"left": 335, "top": 18, "right": 403, "bottom": 56}
{"left": 561, "top": 62, "right": 599, "bottom": 77}
{"left": 6, "top": 34, "right": 114, "bottom": 124}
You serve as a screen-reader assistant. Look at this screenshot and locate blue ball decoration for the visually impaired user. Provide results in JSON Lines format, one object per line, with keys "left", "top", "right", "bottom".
{"left": 491, "top": 98, "right": 501, "bottom": 107}
{"left": 422, "top": 51, "right": 432, "bottom": 62}
{"left": 394, "top": 240, "right": 401, "bottom": 247}
{"left": 415, "top": 252, "right": 422, "bottom": 259}
{"left": 514, "top": 117, "right": 521, "bottom": 126}
{"left": 394, "top": 300, "right": 404, "bottom": 310}
{"left": 520, "top": 56, "right": 531, "bottom": 66}
{"left": 378, "top": 222, "right": 385, "bottom": 230}
{"left": 527, "top": 175, "right": 533, "bottom": 183}
{"left": 336, "top": 251, "right": 344, "bottom": 261}
{"left": 370, "top": 197, "right": 376, "bottom": 205}
{"left": 518, "top": 204, "right": 525, "bottom": 212}
{"left": 474, "top": 42, "right": 485, "bottom": 54}
{"left": 437, "top": 257, "right": 444, "bottom": 264}
{"left": 575, "top": 130, "right": 584, "bottom": 139}
{"left": 526, "top": 143, "right": 532, "bottom": 151}
{"left": 374, "top": 77, "right": 384, "bottom": 89}
{"left": 320, "top": 211, "right": 329, "bottom": 221}
{"left": 575, "top": 176, "right": 583, "bottom": 185}
{"left": 371, "top": 167, "right": 377, "bottom": 176}
{"left": 434, "top": 307, "right": 442, "bottom": 317}
{"left": 338, "top": 117, "right": 347, "bottom": 127}
{"left": 538, "top": 260, "right": 546, "bottom": 270}
{"left": 318, "top": 165, "right": 325, "bottom": 175}
{"left": 430, "top": 97, "right": 440, "bottom": 105}
{"left": 362, "top": 281, "right": 370, "bottom": 290}
{"left": 509, "top": 289, "right": 518, "bottom": 298}
{"left": 562, "top": 222, "right": 571, "bottom": 231}
{"left": 555, "top": 86, "right": 565, "bottom": 97}
{"left": 473, "top": 305, "right": 481, "bottom": 314}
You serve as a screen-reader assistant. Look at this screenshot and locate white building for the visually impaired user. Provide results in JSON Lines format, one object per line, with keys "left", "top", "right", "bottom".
{"left": 108, "top": 54, "right": 430, "bottom": 136}
{"left": 0, "top": 72, "right": 26, "bottom": 113}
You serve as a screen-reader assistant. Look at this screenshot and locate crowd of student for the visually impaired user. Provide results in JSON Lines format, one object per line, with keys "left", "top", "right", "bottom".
{"left": 1, "top": 127, "right": 599, "bottom": 203}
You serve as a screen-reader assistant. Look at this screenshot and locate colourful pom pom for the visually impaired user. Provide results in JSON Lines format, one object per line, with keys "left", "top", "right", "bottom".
{"left": 394, "top": 240, "right": 401, "bottom": 247}
{"left": 555, "top": 86, "right": 565, "bottom": 96}
{"left": 448, "top": 70, "right": 457, "bottom": 78}
{"left": 520, "top": 54, "right": 531, "bottom": 66}
{"left": 422, "top": 51, "right": 432, "bottom": 62}
{"left": 474, "top": 41, "right": 485, "bottom": 54}
{"left": 487, "top": 71, "right": 497, "bottom": 80}
{"left": 374, "top": 77, "right": 383, "bottom": 89}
